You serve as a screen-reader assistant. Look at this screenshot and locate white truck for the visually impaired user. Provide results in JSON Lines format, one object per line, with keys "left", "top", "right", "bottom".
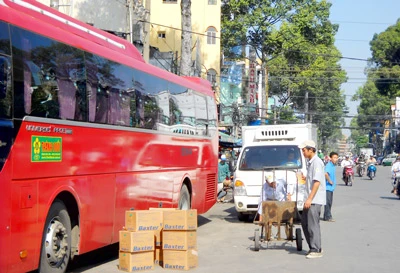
{"left": 359, "top": 147, "right": 374, "bottom": 158}
{"left": 233, "top": 123, "right": 318, "bottom": 221}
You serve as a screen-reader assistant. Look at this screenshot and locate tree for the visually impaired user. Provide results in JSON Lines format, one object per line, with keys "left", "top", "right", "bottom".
{"left": 352, "top": 20, "right": 400, "bottom": 154}
{"left": 180, "top": 0, "right": 192, "bottom": 76}
{"left": 221, "top": 0, "right": 337, "bottom": 61}
{"left": 369, "top": 19, "right": 400, "bottom": 97}
{"left": 221, "top": 0, "right": 347, "bottom": 148}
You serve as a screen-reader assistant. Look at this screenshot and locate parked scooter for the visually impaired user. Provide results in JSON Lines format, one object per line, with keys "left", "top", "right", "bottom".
{"left": 343, "top": 165, "right": 354, "bottom": 186}
{"left": 367, "top": 163, "right": 377, "bottom": 180}
{"left": 357, "top": 162, "right": 366, "bottom": 177}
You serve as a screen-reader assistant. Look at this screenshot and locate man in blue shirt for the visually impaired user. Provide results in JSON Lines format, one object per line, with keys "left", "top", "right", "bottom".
{"left": 324, "top": 152, "right": 339, "bottom": 222}
{"left": 217, "top": 154, "right": 231, "bottom": 202}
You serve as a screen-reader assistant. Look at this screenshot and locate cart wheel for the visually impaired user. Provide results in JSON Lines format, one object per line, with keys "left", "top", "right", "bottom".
{"left": 295, "top": 228, "right": 302, "bottom": 251}
{"left": 254, "top": 229, "right": 260, "bottom": 251}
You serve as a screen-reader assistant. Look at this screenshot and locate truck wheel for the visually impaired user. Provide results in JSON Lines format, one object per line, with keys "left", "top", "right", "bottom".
{"left": 39, "top": 200, "right": 71, "bottom": 273}
{"left": 178, "top": 184, "right": 191, "bottom": 210}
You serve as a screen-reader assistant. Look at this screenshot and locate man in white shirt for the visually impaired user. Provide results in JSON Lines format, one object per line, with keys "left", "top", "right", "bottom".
{"left": 257, "top": 174, "right": 293, "bottom": 222}
{"left": 299, "top": 140, "right": 326, "bottom": 259}
{"left": 340, "top": 155, "right": 354, "bottom": 180}
{"left": 391, "top": 156, "right": 400, "bottom": 194}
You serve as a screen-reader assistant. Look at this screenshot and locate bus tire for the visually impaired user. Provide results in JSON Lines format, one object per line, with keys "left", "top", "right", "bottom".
{"left": 39, "top": 200, "right": 71, "bottom": 273}
{"left": 178, "top": 184, "right": 191, "bottom": 210}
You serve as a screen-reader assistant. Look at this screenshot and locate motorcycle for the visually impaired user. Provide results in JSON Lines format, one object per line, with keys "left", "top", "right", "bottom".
{"left": 343, "top": 165, "right": 354, "bottom": 186}
{"left": 393, "top": 172, "right": 400, "bottom": 199}
{"left": 356, "top": 162, "right": 366, "bottom": 177}
{"left": 367, "top": 163, "right": 377, "bottom": 180}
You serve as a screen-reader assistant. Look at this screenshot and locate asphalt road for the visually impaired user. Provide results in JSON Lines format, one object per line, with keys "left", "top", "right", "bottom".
{"left": 65, "top": 165, "right": 400, "bottom": 273}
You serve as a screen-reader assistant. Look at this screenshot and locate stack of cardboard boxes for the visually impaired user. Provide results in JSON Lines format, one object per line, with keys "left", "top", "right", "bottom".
{"left": 162, "top": 209, "right": 198, "bottom": 270}
{"left": 118, "top": 209, "right": 198, "bottom": 272}
{"left": 119, "top": 210, "right": 162, "bottom": 272}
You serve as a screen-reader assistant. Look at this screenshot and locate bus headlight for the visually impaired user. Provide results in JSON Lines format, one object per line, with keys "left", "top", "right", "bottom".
{"left": 234, "top": 180, "right": 247, "bottom": 196}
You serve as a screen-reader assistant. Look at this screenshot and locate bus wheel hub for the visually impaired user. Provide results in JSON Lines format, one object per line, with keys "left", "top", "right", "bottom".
{"left": 44, "top": 218, "right": 68, "bottom": 267}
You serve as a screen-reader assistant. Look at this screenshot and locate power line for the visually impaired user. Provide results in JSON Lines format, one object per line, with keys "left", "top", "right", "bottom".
{"left": 141, "top": 20, "right": 219, "bottom": 39}
{"left": 331, "top": 20, "right": 394, "bottom": 25}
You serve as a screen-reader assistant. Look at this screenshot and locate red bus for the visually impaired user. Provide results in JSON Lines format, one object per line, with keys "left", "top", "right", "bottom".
{"left": 0, "top": 0, "right": 218, "bottom": 272}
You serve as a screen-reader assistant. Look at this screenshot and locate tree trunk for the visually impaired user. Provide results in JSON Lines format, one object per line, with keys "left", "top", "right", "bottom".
{"left": 180, "top": 0, "right": 192, "bottom": 76}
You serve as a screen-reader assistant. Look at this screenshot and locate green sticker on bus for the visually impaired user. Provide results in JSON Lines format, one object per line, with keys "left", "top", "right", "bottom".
{"left": 31, "top": 136, "right": 62, "bottom": 162}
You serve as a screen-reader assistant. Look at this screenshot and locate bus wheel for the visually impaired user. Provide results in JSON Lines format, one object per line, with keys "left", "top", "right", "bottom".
{"left": 178, "top": 184, "right": 191, "bottom": 210}
{"left": 39, "top": 200, "right": 71, "bottom": 273}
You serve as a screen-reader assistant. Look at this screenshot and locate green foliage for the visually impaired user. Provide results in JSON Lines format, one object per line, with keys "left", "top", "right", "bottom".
{"left": 221, "top": 0, "right": 347, "bottom": 146}
{"left": 352, "top": 20, "right": 400, "bottom": 153}
{"left": 369, "top": 20, "right": 400, "bottom": 96}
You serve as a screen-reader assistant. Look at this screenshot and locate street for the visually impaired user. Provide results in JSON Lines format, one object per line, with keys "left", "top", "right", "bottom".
{"left": 66, "top": 166, "right": 400, "bottom": 273}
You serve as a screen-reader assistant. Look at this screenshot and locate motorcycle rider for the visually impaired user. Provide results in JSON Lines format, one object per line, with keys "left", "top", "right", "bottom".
{"left": 356, "top": 153, "right": 366, "bottom": 175}
{"left": 341, "top": 154, "right": 354, "bottom": 180}
{"left": 391, "top": 156, "right": 400, "bottom": 194}
{"left": 366, "top": 155, "right": 377, "bottom": 165}
{"left": 366, "top": 155, "right": 376, "bottom": 176}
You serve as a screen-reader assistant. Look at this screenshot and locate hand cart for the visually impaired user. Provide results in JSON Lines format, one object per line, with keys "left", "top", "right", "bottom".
{"left": 253, "top": 166, "right": 304, "bottom": 252}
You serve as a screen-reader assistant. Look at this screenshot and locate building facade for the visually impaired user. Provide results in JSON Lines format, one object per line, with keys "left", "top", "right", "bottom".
{"left": 149, "top": 0, "right": 221, "bottom": 94}
{"left": 37, "top": 0, "right": 221, "bottom": 98}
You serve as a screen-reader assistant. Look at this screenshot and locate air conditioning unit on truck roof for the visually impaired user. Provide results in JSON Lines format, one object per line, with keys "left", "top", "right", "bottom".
{"left": 233, "top": 123, "right": 318, "bottom": 222}
{"left": 241, "top": 123, "right": 317, "bottom": 147}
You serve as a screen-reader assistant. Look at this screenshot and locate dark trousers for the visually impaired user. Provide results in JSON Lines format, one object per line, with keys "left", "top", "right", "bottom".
{"left": 301, "top": 204, "right": 322, "bottom": 252}
{"left": 324, "top": 191, "right": 333, "bottom": 220}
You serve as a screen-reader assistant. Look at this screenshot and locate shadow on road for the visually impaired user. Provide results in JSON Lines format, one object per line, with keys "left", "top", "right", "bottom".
{"left": 246, "top": 235, "right": 306, "bottom": 256}
{"left": 67, "top": 243, "right": 119, "bottom": 273}
{"left": 380, "top": 196, "right": 400, "bottom": 200}
{"left": 198, "top": 215, "right": 212, "bottom": 227}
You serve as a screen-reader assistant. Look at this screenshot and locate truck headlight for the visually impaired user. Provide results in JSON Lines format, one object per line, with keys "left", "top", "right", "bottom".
{"left": 234, "top": 180, "right": 247, "bottom": 196}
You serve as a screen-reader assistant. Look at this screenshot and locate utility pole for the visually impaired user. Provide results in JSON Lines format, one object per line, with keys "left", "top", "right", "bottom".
{"left": 143, "top": 0, "right": 151, "bottom": 62}
{"left": 304, "top": 90, "right": 309, "bottom": 123}
{"left": 264, "top": 65, "right": 268, "bottom": 123}
{"left": 128, "top": 0, "right": 133, "bottom": 43}
{"left": 180, "top": 0, "right": 192, "bottom": 76}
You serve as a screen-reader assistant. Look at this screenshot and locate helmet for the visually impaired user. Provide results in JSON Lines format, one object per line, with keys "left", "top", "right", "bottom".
{"left": 221, "top": 155, "right": 227, "bottom": 161}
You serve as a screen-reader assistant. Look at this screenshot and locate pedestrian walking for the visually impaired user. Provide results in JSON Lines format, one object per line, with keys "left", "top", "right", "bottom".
{"left": 324, "top": 152, "right": 339, "bottom": 222}
{"left": 299, "top": 140, "right": 326, "bottom": 259}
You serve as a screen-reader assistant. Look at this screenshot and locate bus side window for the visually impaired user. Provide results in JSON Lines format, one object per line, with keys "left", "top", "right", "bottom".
{"left": 0, "top": 56, "right": 11, "bottom": 119}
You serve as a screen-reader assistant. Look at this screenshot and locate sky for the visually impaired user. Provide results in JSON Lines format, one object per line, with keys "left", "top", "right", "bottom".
{"left": 328, "top": 0, "right": 400, "bottom": 136}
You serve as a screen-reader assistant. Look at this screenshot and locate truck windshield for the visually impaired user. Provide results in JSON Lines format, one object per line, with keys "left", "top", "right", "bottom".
{"left": 239, "top": 145, "right": 302, "bottom": 170}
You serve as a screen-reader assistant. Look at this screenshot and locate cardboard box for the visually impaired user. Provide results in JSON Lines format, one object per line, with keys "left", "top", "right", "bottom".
{"left": 163, "top": 209, "right": 197, "bottom": 230}
{"left": 154, "top": 246, "right": 163, "bottom": 266}
{"left": 154, "top": 229, "right": 162, "bottom": 247}
{"left": 162, "top": 231, "right": 197, "bottom": 250}
{"left": 119, "top": 251, "right": 154, "bottom": 272}
{"left": 149, "top": 208, "right": 177, "bottom": 245}
{"left": 163, "top": 249, "right": 198, "bottom": 270}
{"left": 119, "top": 230, "right": 155, "bottom": 252}
{"left": 125, "top": 210, "right": 162, "bottom": 232}
{"left": 149, "top": 207, "right": 177, "bottom": 211}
